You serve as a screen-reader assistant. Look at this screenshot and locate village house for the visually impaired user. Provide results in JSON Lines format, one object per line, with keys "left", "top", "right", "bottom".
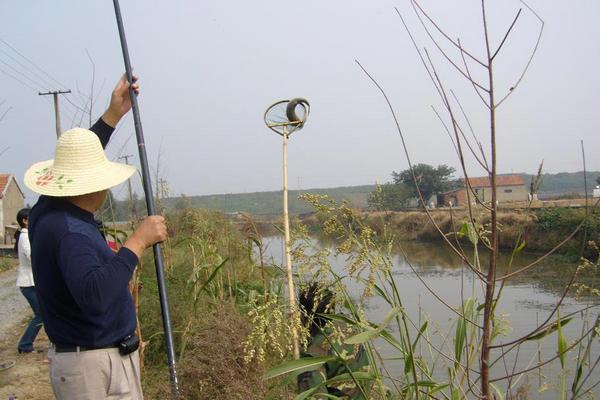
{"left": 0, "top": 174, "right": 25, "bottom": 244}
{"left": 439, "top": 174, "right": 528, "bottom": 206}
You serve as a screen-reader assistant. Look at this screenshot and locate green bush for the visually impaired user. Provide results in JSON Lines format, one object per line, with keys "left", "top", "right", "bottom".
{"left": 535, "top": 207, "right": 600, "bottom": 257}
{"left": 0, "top": 257, "right": 14, "bottom": 272}
{"left": 139, "top": 208, "right": 289, "bottom": 399}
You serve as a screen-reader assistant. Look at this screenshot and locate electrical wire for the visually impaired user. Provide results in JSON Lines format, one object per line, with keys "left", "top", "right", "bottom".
{"left": 0, "top": 38, "right": 69, "bottom": 90}
{"left": 0, "top": 57, "right": 50, "bottom": 91}
{"left": 0, "top": 38, "right": 86, "bottom": 118}
{"left": 0, "top": 66, "right": 40, "bottom": 93}
{"left": 0, "top": 46, "right": 59, "bottom": 91}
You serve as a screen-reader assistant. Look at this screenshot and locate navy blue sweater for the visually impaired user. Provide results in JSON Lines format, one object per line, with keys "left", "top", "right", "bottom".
{"left": 29, "top": 119, "right": 139, "bottom": 347}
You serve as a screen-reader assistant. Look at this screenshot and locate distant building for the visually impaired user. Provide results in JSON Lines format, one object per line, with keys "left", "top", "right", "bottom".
{"left": 439, "top": 175, "right": 528, "bottom": 206}
{"left": 0, "top": 174, "right": 25, "bottom": 243}
{"left": 594, "top": 186, "right": 600, "bottom": 199}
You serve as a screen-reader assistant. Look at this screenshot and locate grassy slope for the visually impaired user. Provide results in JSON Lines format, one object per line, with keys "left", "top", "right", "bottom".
{"left": 163, "top": 184, "right": 375, "bottom": 215}
{"left": 518, "top": 171, "right": 600, "bottom": 196}
{"left": 164, "top": 171, "right": 599, "bottom": 214}
{"left": 106, "top": 171, "right": 599, "bottom": 218}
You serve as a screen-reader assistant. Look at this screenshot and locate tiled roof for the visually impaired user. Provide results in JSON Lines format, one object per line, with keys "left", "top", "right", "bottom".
{"left": 0, "top": 174, "right": 24, "bottom": 199}
{"left": 0, "top": 174, "right": 10, "bottom": 196}
{"left": 467, "top": 175, "right": 525, "bottom": 188}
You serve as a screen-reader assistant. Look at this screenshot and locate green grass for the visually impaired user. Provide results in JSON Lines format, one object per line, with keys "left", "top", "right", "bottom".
{"left": 0, "top": 256, "right": 15, "bottom": 273}
{"left": 138, "top": 208, "right": 294, "bottom": 399}
{"left": 164, "top": 185, "right": 375, "bottom": 215}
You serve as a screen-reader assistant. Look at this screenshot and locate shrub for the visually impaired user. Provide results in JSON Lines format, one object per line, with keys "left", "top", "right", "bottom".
{"left": 0, "top": 257, "right": 14, "bottom": 272}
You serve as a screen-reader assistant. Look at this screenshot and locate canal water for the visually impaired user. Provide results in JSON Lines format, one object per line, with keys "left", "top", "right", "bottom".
{"left": 262, "top": 235, "right": 599, "bottom": 399}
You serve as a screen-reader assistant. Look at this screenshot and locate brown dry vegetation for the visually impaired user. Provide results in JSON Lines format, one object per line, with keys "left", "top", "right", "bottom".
{"left": 140, "top": 209, "right": 295, "bottom": 399}
{"left": 301, "top": 203, "right": 597, "bottom": 256}
{"left": 360, "top": 209, "right": 579, "bottom": 254}
{"left": 145, "top": 305, "right": 279, "bottom": 400}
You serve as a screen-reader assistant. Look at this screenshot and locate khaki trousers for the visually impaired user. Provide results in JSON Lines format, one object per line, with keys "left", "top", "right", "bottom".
{"left": 48, "top": 347, "right": 143, "bottom": 400}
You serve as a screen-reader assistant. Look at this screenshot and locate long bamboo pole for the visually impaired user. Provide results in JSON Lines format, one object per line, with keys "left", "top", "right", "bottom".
{"left": 111, "top": 0, "right": 181, "bottom": 396}
{"left": 282, "top": 127, "right": 300, "bottom": 359}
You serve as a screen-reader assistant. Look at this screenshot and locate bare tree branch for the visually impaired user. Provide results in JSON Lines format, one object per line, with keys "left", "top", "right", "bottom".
{"left": 395, "top": 8, "right": 447, "bottom": 103}
{"left": 572, "top": 316, "right": 600, "bottom": 397}
{"left": 0, "top": 105, "right": 12, "bottom": 122}
{"left": 490, "top": 266, "right": 581, "bottom": 350}
{"left": 399, "top": 243, "right": 484, "bottom": 327}
{"left": 431, "top": 105, "right": 460, "bottom": 156}
{"left": 491, "top": 8, "right": 522, "bottom": 61}
{"left": 495, "top": 1, "right": 544, "bottom": 108}
{"left": 450, "top": 89, "right": 489, "bottom": 170}
{"left": 457, "top": 38, "right": 491, "bottom": 109}
{"left": 85, "top": 49, "right": 95, "bottom": 127}
{"left": 422, "top": 48, "right": 495, "bottom": 248}
{"left": 489, "top": 324, "right": 598, "bottom": 383}
{"left": 355, "top": 59, "right": 483, "bottom": 277}
{"left": 578, "top": 140, "right": 589, "bottom": 258}
{"left": 410, "top": 0, "right": 487, "bottom": 68}
{"left": 479, "top": 0, "right": 499, "bottom": 396}
{"left": 409, "top": 1, "right": 490, "bottom": 92}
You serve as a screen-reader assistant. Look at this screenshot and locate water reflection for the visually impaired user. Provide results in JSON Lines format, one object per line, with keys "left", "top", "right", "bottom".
{"left": 313, "top": 235, "right": 598, "bottom": 301}
{"left": 261, "top": 236, "right": 599, "bottom": 399}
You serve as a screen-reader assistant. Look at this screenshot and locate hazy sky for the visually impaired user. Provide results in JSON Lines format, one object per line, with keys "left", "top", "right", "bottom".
{"left": 1, "top": 1, "right": 599, "bottom": 203}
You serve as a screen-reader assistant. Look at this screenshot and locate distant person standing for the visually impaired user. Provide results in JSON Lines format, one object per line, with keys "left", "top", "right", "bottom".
{"left": 15, "top": 207, "right": 43, "bottom": 354}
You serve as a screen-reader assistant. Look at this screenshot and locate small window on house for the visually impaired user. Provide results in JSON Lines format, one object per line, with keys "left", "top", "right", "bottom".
{"left": 504, "top": 189, "right": 513, "bottom": 193}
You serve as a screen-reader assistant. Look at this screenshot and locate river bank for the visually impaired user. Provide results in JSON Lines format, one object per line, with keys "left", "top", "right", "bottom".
{"left": 296, "top": 206, "right": 600, "bottom": 258}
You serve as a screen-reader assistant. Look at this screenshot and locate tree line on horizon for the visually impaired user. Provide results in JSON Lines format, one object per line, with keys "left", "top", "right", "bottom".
{"left": 96, "top": 169, "right": 600, "bottom": 221}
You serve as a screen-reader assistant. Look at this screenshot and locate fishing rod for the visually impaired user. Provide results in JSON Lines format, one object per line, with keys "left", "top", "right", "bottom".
{"left": 112, "top": 0, "right": 181, "bottom": 396}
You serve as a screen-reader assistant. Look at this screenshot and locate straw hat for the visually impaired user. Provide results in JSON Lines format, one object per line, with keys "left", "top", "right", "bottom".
{"left": 24, "top": 128, "right": 136, "bottom": 197}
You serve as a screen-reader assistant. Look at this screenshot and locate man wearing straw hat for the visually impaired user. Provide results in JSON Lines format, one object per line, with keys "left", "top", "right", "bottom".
{"left": 24, "top": 75, "right": 164, "bottom": 400}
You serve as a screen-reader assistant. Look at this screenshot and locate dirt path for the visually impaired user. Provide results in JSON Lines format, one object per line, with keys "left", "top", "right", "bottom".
{"left": 0, "top": 267, "right": 53, "bottom": 400}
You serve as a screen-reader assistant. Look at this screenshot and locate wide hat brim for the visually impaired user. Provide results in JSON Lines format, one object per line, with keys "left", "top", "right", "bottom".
{"left": 24, "top": 158, "right": 136, "bottom": 197}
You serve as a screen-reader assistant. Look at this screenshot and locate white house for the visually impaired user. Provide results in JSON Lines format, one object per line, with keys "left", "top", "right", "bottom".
{"left": 0, "top": 174, "right": 25, "bottom": 244}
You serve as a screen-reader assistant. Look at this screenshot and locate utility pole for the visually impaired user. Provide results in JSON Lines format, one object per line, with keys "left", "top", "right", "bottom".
{"left": 158, "top": 179, "right": 169, "bottom": 200}
{"left": 118, "top": 154, "right": 136, "bottom": 223}
{"left": 39, "top": 90, "right": 71, "bottom": 138}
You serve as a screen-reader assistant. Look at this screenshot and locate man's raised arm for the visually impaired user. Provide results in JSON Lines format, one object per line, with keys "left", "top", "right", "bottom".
{"left": 90, "top": 74, "right": 140, "bottom": 149}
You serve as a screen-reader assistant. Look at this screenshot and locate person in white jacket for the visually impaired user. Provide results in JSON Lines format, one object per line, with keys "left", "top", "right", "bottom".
{"left": 15, "top": 208, "right": 42, "bottom": 353}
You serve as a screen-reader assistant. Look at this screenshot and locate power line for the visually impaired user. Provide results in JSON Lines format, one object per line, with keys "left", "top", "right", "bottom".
{"left": 62, "top": 92, "right": 89, "bottom": 115}
{"left": 0, "top": 39, "right": 101, "bottom": 129}
{"left": 0, "top": 66, "right": 39, "bottom": 93}
{"left": 0, "top": 55, "right": 74, "bottom": 120}
{"left": 0, "top": 46, "right": 58, "bottom": 91}
{"left": 0, "top": 38, "right": 69, "bottom": 90}
{"left": 0, "top": 67, "right": 59, "bottom": 117}
{"left": 0, "top": 106, "right": 12, "bottom": 122}
{"left": 0, "top": 63, "right": 77, "bottom": 127}
{"left": 0, "top": 57, "right": 78, "bottom": 124}
{"left": 0, "top": 57, "right": 49, "bottom": 91}
{"left": 0, "top": 39, "right": 83, "bottom": 118}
